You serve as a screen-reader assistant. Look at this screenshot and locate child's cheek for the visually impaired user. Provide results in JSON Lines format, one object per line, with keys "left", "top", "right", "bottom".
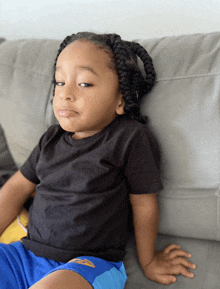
{"left": 76, "top": 98, "right": 86, "bottom": 112}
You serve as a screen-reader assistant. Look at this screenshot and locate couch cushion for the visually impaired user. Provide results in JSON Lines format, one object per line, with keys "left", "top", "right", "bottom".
{"left": 124, "top": 233, "right": 220, "bottom": 288}
{"left": 0, "top": 39, "right": 59, "bottom": 168}
{"left": 140, "top": 32, "right": 220, "bottom": 240}
{"left": 0, "top": 37, "right": 17, "bottom": 186}
{"left": 0, "top": 124, "right": 17, "bottom": 186}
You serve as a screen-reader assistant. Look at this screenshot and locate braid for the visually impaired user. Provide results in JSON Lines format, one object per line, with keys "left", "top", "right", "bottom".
{"left": 109, "top": 34, "right": 156, "bottom": 124}
{"left": 130, "top": 42, "right": 156, "bottom": 94}
{"left": 53, "top": 32, "right": 156, "bottom": 124}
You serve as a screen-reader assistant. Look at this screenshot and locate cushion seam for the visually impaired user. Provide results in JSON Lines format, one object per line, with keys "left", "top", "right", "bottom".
{"left": 0, "top": 62, "right": 52, "bottom": 77}
{"left": 156, "top": 72, "right": 220, "bottom": 82}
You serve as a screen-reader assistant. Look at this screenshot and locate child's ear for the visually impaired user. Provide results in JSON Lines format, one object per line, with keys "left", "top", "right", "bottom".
{"left": 116, "top": 93, "right": 125, "bottom": 115}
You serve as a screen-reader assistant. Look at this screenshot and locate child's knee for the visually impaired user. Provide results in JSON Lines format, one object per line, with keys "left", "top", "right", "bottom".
{"left": 29, "top": 270, "right": 93, "bottom": 289}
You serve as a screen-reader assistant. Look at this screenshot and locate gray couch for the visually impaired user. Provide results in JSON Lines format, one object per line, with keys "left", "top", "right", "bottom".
{"left": 1, "top": 32, "right": 220, "bottom": 288}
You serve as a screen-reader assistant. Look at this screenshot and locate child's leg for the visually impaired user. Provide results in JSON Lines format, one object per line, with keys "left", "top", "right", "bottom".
{"left": 30, "top": 256, "right": 127, "bottom": 289}
{"left": 29, "top": 270, "right": 93, "bottom": 289}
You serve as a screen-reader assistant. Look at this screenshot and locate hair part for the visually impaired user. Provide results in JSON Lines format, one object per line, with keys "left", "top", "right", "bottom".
{"left": 53, "top": 32, "right": 156, "bottom": 124}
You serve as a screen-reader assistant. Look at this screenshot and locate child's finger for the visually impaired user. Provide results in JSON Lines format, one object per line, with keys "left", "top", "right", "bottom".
{"left": 154, "top": 274, "right": 177, "bottom": 285}
{"left": 171, "top": 257, "right": 196, "bottom": 270}
{"left": 163, "top": 244, "right": 181, "bottom": 255}
{"left": 167, "top": 249, "right": 192, "bottom": 260}
{"left": 167, "top": 264, "right": 195, "bottom": 279}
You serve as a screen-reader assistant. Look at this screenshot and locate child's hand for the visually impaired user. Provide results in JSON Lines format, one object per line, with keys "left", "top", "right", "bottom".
{"left": 143, "top": 244, "right": 196, "bottom": 285}
{"left": 18, "top": 207, "right": 29, "bottom": 230}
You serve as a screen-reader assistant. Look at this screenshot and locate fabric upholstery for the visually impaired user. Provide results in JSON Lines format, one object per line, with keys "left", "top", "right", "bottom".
{"left": 124, "top": 233, "right": 220, "bottom": 288}
{"left": 140, "top": 32, "right": 220, "bottom": 240}
{"left": 0, "top": 124, "right": 17, "bottom": 186}
{"left": 0, "top": 39, "right": 59, "bottom": 168}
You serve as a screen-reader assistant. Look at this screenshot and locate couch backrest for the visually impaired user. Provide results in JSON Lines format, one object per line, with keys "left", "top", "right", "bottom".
{"left": 0, "top": 39, "right": 60, "bottom": 168}
{"left": 1, "top": 32, "right": 220, "bottom": 240}
{"left": 140, "top": 33, "right": 220, "bottom": 240}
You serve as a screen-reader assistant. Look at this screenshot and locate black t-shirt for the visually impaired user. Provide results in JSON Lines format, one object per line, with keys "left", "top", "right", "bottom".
{"left": 20, "top": 116, "right": 163, "bottom": 262}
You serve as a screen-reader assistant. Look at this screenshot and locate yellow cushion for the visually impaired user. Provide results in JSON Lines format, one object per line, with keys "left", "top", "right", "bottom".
{"left": 0, "top": 215, "right": 28, "bottom": 244}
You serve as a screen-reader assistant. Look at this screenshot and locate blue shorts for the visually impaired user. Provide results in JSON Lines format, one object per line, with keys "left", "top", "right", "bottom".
{"left": 0, "top": 241, "right": 127, "bottom": 289}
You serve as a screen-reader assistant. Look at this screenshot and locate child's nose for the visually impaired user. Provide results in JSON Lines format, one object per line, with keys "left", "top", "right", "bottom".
{"left": 60, "top": 85, "right": 76, "bottom": 101}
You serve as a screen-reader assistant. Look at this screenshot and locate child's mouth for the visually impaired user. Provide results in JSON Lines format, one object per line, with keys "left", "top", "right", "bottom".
{"left": 58, "top": 108, "right": 79, "bottom": 117}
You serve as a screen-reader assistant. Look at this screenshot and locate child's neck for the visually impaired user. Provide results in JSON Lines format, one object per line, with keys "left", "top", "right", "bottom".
{"left": 71, "top": 130, "right": 102, "bottom": 140}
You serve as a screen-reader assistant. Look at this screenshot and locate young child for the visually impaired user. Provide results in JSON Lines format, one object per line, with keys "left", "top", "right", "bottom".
{"left": 0, "top": 32, "right": 196, "bottom": 289}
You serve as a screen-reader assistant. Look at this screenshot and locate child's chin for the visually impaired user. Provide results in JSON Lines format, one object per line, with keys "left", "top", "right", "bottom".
{"left": 59, "top": 123, "right": 75, "bottom": 133}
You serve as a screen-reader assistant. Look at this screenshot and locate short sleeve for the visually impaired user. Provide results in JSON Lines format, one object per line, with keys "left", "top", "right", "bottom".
{"left": 125, "top": 128, "right": 163, "bottom": 194}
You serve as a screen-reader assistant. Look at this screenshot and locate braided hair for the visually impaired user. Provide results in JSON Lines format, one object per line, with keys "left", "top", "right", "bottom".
{"left": 53, "top": 32, "right": 156, "bottom": 124}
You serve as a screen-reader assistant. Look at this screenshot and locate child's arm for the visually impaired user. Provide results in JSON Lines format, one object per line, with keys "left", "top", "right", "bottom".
{"left": 0, "top": 170, "right": 36, "bottom": 236}
{"left": 130, "top": 193, "right": 196, "bottom": 285}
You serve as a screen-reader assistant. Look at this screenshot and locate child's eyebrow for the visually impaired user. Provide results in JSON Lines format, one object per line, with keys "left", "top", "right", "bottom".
{"left": 55, "top": 65, "right": 99, "bottom": 77}
{"left": 78, "top": 66, "right": 99, "bottom": 77}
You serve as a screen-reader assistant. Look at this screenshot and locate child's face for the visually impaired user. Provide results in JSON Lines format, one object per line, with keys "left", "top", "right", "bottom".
{"left": 53, "top": 40, "right": 124, "bottom": 139}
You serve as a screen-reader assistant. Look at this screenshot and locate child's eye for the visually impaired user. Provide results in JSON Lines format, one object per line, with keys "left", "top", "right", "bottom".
{"left": 79, "top": 83, "right": 92, "bottom": 87}
{"left": 56, "top": 82, "right": 65, "bottom": 87}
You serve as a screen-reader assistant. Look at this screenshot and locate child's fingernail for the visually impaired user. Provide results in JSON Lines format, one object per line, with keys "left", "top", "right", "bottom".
{"left": 190, "top": 273, "right": 194, "bottom": 277}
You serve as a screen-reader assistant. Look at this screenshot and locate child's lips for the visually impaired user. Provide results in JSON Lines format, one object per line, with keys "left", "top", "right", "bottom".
{"left": 57, "top": 107, "right": 79, "bottom": 117}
